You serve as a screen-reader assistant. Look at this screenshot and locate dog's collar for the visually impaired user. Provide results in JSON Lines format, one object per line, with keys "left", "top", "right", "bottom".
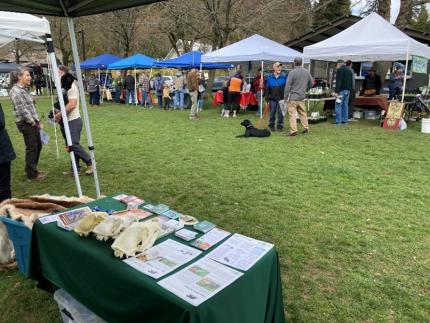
{"left": 245, "top": 124, "right": 252, "bottom": 128}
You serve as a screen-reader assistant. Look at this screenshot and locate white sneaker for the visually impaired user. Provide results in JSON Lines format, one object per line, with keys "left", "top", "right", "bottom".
{"left": 224, "top": 111, "right": 229, "bottom": 118}
{"left": 233, "top": 111, "right": 237, "bottom": 118}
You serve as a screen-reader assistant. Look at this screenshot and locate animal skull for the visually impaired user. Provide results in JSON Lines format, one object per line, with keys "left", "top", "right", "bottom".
{"left": 73, "top": 212, "right": 108, "bottom": 236}
{"left": 92, "top": 216, "right": 125, "bottom": 241}
{"left": 111, "top": 220, "right": 161, "bottom": 258}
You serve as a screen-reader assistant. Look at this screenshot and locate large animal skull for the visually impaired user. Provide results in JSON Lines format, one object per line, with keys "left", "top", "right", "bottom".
{"left": 111, "top": 220, "right": 161, "bottom": 258}
{"left": 73, "top": 212, "right": 108, "bottom": 236}
{"left": 92, "top": 216, "right": 125, "bottom": 241}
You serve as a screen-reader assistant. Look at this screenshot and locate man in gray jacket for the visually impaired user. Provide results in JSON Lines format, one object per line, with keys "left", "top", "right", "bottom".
{"left": 284, "top": 57, "right": 313, "bottom": 136}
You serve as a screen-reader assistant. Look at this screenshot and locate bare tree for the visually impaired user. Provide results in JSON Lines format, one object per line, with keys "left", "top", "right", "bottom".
{"left": 8, "top": 40, "right": 44, "bottom": 64}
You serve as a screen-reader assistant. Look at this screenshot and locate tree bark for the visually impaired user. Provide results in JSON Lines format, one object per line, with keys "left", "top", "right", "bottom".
{"left": 395, "top": 0, "right": 413, "bottom": 28}
{"left": 377, "top": 0, "right": 391, "bottom": 21}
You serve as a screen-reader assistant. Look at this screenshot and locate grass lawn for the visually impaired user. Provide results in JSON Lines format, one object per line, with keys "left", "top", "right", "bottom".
{"left": 1, "top": 96, "right": 430, "bottom": 322}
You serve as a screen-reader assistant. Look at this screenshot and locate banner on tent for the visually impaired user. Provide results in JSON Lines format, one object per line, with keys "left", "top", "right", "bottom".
{"left": 412, "top": 56, "right": 428, "bottom": 74}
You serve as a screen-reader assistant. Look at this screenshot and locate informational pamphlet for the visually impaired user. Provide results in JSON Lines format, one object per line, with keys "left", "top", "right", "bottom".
{"left": 161, "top": 209, "right": 181, "bottom": 220}
{"left": 158, "top": 257, "right": 243, "bottom": 306}
{"left": 123, "top": 239, "right": 202, "bottom": 279}
{"left": 56, "top": 207, "right": 92, "bottom": 231}
{"left": 153, "top": 204, "right": 170, "bottom": 214}
{"left": 175, "top": 228, "right": 198, "bottom": 241}
{"left": 207, "top": 233, "right": 273, "bottom": 271}
{"left": 113, "top": 194, "right": 145, "bottom": 207}
{"left": 142, "top": 204, "right": 157, "bottom": 212}
{"left": 39, "top": 214, "right": 60, "bottom": 224}
{"left": 112, "top": 208, "right": 152, "bottom": 220}
{"left": 190, "top": 228, "right": 230, "bottom": 251}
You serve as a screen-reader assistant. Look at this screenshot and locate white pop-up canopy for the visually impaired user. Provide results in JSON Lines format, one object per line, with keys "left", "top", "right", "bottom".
{"left": 0, "top": 11, "right": 50, "bottom": 46}
{"left": 303, "top": 12, "right": 430, "bottom": 62}
{"left": 201, "top": 34, "right": 306, "bottom": 63}
{"left": 0, "top": 11, "right": 92, "bottom": 197}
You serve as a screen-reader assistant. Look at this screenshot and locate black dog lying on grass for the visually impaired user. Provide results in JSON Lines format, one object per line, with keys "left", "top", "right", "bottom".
{"left": 237, "top": 119, "right": 271, "bottom": 138}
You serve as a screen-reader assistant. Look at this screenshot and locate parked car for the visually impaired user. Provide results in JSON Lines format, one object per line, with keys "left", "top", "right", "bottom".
{"left": 150, "top": 75, "right": 174, "bottom": 92}
{"left": 212, "top": 76, "right": 230, "bottom": 92}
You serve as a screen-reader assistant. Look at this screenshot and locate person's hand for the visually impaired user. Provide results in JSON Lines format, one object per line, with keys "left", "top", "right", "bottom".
{"left": 54, "top": 112, "right": 62, "bottom": 122}
{"left": 37, "top": 122, "right": 44, "bottom": 129}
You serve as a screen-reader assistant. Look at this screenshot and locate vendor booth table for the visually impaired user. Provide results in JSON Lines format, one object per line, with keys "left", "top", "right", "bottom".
{"left": 212, "top": 91, "right": 258, "bottom": 109}
{"left": 353, "top": 95, "right": 388, "bottom": 111}
{"left": 28, "top": 196, "right": 285, "bottom": 323}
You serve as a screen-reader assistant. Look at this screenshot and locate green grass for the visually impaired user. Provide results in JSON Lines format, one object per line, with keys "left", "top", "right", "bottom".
{"left": 1, "top": 96, "right": 430, "bottom": 322}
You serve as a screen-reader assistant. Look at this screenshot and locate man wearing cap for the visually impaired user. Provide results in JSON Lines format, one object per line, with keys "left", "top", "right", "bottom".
{"left": 334, "top": 59, "right": 353, "bottom": 124}
{"left": 284, "top": 57, "right": 313, "bottom": 136}
{"left": 266, "top": 62, "right": 287, "bottom": 131}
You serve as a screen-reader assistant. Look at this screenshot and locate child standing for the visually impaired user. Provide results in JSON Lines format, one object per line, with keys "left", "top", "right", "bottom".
{"left": 163, "top": 84, "right": 172, "bottom": 110}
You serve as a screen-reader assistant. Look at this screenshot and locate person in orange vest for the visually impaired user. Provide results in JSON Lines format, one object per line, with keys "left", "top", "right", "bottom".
{"left": 224, "top": 71, "right": 243, "bottom": 118}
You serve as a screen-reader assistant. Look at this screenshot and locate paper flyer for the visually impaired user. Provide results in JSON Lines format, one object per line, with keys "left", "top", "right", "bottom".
{"left": 56, "top": 207, "right": 92, "bottom": 231}
{"left": 158, "top": 257, "right": 243, "bottom": 306}
{"left": 190, "top": 228, "right": 230, "bottom": 250}
{"left": 207, "top": 233, "right": 273, "bottom": 271}
{"left": 123, "top": 239, "right": 202, "bottom": 279}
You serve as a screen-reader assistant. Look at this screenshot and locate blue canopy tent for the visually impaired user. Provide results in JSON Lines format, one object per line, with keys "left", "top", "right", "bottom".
{"left": 107, "top": 54, "right": 156, "bottom": 106}
{"left": 80, "top": 54, "right": 122, "bottom": 70}
{"left": 154, "top": 51, "right": 232, "bottom": 69}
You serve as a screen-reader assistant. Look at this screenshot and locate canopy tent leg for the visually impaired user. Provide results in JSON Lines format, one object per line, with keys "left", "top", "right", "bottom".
{"left": 46, "top": 52, "right": 60, "bottom": 159}
{"left": 401, "top": 41, "right": 410, "bottom": 103}
{"left": 260, "top": 60, "right": 264, "bottom": 119}
{"left": 103, "top": 68, "right": 108, "bottom": 103}
{"left": 134, "top": 68, "right": 138, "bottom": 106}
{"left": 67, "top": 17, "right": 101, "bottom": 198}
{"left": 46, "top": 35, "right": 82, "bottom": 197}
{"left": 98, "top": 68, "right": 103, "bottom": 104}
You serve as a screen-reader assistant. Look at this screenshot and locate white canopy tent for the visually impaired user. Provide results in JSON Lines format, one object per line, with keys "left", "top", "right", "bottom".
{"left": 201, "top": 34, "right": 307, "bottom": 117}
{"left": 303, "top": 12, "right": 430, "bottom": 102}
{"left": 0, "top": 11, "right": 94, "bottom": 197}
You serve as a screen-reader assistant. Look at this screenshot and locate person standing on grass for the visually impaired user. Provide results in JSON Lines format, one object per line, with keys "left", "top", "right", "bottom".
{"left": 266, "top": 62, "right": 287, "bottom": 131}
{"left": 9, "top": 67, "right": 46, "bottom": 181}
{"left": 224, "top": 71, "right": 243, "bottom": 118}
{"left": 163, "top": 84, "right": 172, "bottom": 110}
{"left": 124, "top": 72, "right": 136, "bottom": 105}
{"left": 334, "top": 59, "right": 353, "bottom": 125}
{"left": 34, "top": 76, "right": 43, "bottom": 96}
{"left": 153, "top": 73, "right": 164, "bottom": 107}
{"left": 197, "top": 73, "right": 206, "bottom": 112}
{"left": 0, "top": 103, "right": 16, "bottom": 202}
{"left": 252, "top": 67, "right": 265, "bottom": 116}
{"left": 55, "top": 66, "right": 93, "bottom": 177}
{"left": 173, "top": 71, "right": 186, "bottom": 110}
{"left": 87, "top": 73, "right": 100, "bottom": 106}
{"left": 284, "top": 57, "right": 313, "bottom": 136}
{"left": 139, "top": 72, "right": 152, "bottom": 108}
{"left": 187, "top": 68, "right": 200, "bottom": 120}
{"left": 345, "top": 60, "right": 356, "bottom": 121}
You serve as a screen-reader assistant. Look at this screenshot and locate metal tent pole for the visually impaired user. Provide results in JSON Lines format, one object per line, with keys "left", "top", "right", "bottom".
{"left": 401, "top": 41, "right": 410, "bottom": 103}
{"left": 46, "top": 34, "right": 82, "bottom": 197}
{"left": 66, "top": 17, "right": 101, "bottom": 198}
{"left": 134, "top": 68, "right": 138, "bottom": 106}
{"left": 260, "top": 61, "right": 264, "bottom": 119}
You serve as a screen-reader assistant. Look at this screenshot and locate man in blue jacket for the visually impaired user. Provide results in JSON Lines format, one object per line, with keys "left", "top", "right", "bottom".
{"left": 266, "top": 62, "right": 287, "bottom": 131}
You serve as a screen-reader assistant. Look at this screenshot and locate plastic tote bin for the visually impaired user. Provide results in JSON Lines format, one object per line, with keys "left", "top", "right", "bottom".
{"left": 54, "top": 289, "right": 106, "bottom": 323}
{"left": 0, "top": 217, "right": 31, "bottom": 275}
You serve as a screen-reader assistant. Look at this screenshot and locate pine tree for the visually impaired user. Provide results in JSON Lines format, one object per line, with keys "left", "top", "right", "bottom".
{"left": 313, "top": 0, "right": 351, "bottom": 28}
{"left": 411, "top": 5, "right": 430, "bottom": 32}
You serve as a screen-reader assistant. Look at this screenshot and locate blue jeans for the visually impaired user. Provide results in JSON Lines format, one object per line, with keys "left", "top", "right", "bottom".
{"left": 140, "top": 90, "right": 151, "bottom": 107}
{"left": 269, "top": 100, "right": 283, "bottom": 129}
{"left": 198, "top": 91, "right": 205, "bottom": 109}
{"left": 157, "top": 93, "right": 163, "bottom": 107}
{"left": 89, "top": 91, "right": 98, "bottom": 105}
{"left": 174, "top": 90, "right": 184, "bottom": 109}
{"left": 126, "top": 89, "right": 135, "bottom": 105}
{"left": 335, "top": 89, "right": 350, "bottom": 124}
{"left": 114, "top": 85, "right": 121, "bottom": 103}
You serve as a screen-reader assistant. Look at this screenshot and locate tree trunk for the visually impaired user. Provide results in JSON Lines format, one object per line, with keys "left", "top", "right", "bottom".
{"left": 395, "top": 0, "right": 413, "bottom": 29}
{"left": 377, "top": 0, "right": 391, "bottom": 21}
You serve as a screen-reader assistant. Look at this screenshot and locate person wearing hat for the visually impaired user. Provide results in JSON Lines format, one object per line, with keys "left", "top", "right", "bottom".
{"left": 360, "top": 65, "right": 382, "bottom": 96}
{"left": 334, "top": 59, "right": 354, "bottom": 124}
{"left": 266, "top": 62, "right": 287, "bottom": 131}
{"left": 388, "top": 65, "right": 403, "bottom": 100}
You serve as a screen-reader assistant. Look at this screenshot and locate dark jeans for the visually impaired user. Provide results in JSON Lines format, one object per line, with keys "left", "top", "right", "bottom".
{"left": 16, "top": 122, "right": 42, "bottom": 179}
{"left": 35, "top": 86, "right": 42, "bottom": 96}
{"left": 114, "top": 86, "right": 121, "bottom": 103}
{"left": 89, "top": 91, "right": 99, "bottom": 105}
{"left": 164, "top": 97, "right": 171, "bottom": 109}
{"left": 60, "top": 118, "right": 92, "bottom": 170}
{"left": 157, "top": 93, "right": 163, "bottom": 107}
{"left": 0, "top": 162, "right": 11, "bottom": 202}
{"left": 227, "top": 92, "right": 240, "bottom": 112}
{"left": 269, "top": 100, "right": 283, "bottom": 129}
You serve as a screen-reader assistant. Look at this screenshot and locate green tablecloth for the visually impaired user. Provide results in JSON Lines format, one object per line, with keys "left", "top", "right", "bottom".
{"left": 28, "top": 196, "right": 285, "bottom": 323}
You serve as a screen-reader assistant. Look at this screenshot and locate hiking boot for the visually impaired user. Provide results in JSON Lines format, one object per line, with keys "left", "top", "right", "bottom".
{"left": 85, "top": 165, "right": 94, "bottom": 175}
{"left": 288, "top": 132, "right": 297, "bottom": 137}
{"left": 302, "top": 128, "right": 309, "bottom": 134}
{"left": 28, "top": 172, "right": 47, "bottom": 181}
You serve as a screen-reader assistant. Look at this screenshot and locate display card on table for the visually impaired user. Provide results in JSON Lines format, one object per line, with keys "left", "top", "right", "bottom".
{"left": 123, "top": 239, "right": 202, "bottom": 279}
{"left": 158, "top": 257, "right": 243, "bottom": 306}
{"left": 55, "top": 207, "right": 92, "bottom": 231}
{"left": 190, "top": 228, "right": 231, "bottom": 250}
{"left": 207, "top": 233, "right": 273, "bottom": 271}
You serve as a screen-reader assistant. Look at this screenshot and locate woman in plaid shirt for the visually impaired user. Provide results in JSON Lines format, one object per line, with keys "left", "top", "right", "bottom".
{"left": 9, "top": 67, "right": 46, "bottom": 181}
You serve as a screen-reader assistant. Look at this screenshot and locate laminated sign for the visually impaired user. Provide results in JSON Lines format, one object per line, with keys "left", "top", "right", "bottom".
{"left": 412, "top": 56, "right": 428, "bottom": 74}
{"left": 383, "top": 101, "right": 405, "bottom": 130}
